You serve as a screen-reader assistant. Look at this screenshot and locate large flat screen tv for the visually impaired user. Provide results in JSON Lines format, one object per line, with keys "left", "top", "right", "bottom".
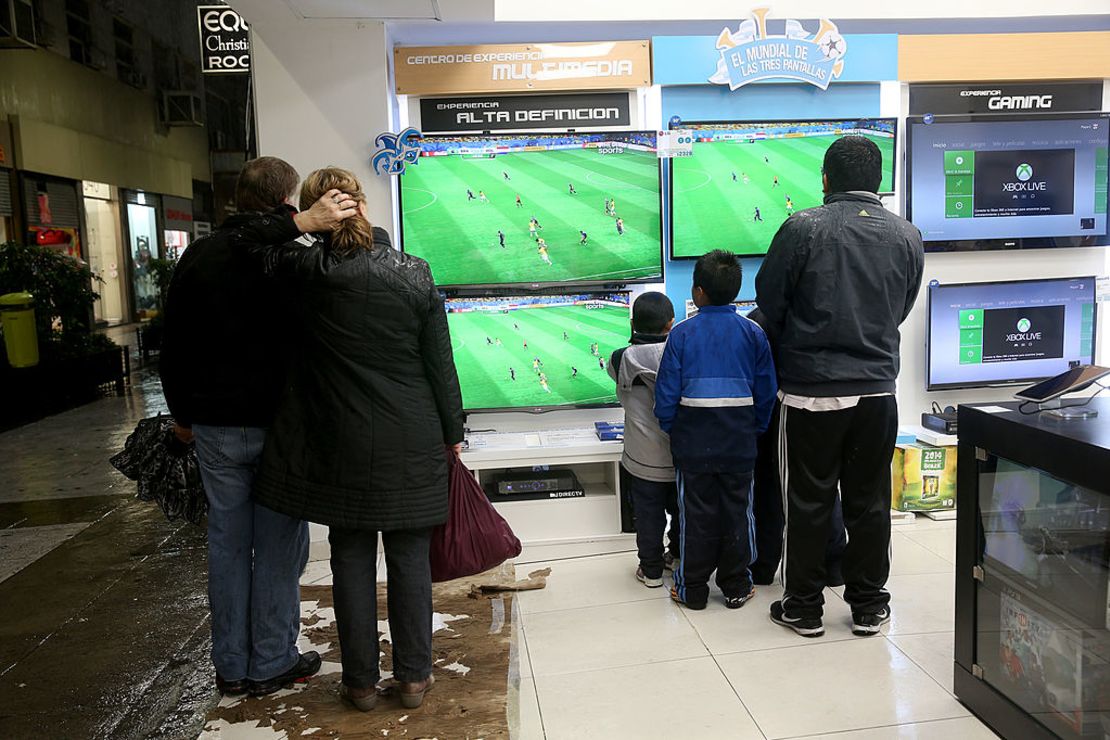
{"left": 445, "top": 291, "right": 630, "bottom": 412}
{"left": 907, "top": 112, "right": 1110, "bottom": 252}
{"left": 926, "top": 277, "right": 1097, "bottom": 391}
{"left": 670, "top": 118, "right": 897, "bottom": 259}
{"left": 399, "top": 132, "right": 663, "bottom": 288}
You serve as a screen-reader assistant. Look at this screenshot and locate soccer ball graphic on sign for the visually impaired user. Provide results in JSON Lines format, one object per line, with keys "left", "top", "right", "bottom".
{"left": 1016, "top": 163, "right": 1034, "bottom": 181}
{"left": 1017, "top": 318, "right": 1032, "bottom": 332}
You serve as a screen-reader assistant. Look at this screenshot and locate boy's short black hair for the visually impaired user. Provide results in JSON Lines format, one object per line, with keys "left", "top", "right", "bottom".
{"left": 822, "top": 136, "right": 883, "bottom": 194}
{"left": 693, "top": 250, "right": 742, "bottom": 306}
{"left": 631, "top": 291, "right": 674, "bottom": 334}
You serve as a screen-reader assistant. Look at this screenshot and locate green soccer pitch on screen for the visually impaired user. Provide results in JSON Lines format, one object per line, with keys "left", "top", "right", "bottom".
{"left": 400, "top": 132, "right": 663, "bottom": 288}
{"left": 670, "top": 119, "right": 897, "bottom": 259}
{"left": 445, "top": 292, "right": 630, "bottom": 412}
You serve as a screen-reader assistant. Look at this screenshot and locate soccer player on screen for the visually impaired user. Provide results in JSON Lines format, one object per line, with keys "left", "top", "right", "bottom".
{"left": 498, "top": 230, "right": 506, "bottom": 248}
{"left": 496, "top": 337, "right": 503, "bottom": 347}
{"left": 753, "top": 207, "right": 763, "bottom": 222}
{"left": 528, "top": 220, "right": 537, "bottom": 240}
{"left": 785, "top": 198, "right": 795, "bottom": 216}
{"left": 598, "top": 357, "right": 606, "bottom": 370}
{"left": 486, "top": 336, "right": 493, "bottom": 345}
{"left": 539, "top": 371, "right": 548, "bottom": 384}
{"left": 515, "top": 194, "right": 523, "bottom": 208}
{"left": 467, "top": 189, "right": 476, "bottom": 201}
{"left": 580, "top": 230, "right": 588, "bottom": 245}
{"left": 514, "top": 322, "right": 519, "bottom": 331}
{"left": 563, "top": 331, "right": 569, "bottom": 341}
{"left": 616, "top": 217, "right": 625, "bottom": 236}
{"left": 532, "top": 358, "right": 540, "bottom": 373}
{"left": 773, "top": 175, "right": 780, "bottom": 188}
{"left": 538, "top": 243, "right": 552, "bottom": 266}
{"left": 764, "top": 155, "right": 770, "bottom": 164}
{"left": 503, "top": 171, "right": 511, "bottom": 181}
{"left": 509, "top": 367, "right": 516, "bottom": 381}
{"left": 479, "top": 190, "right": 489, "bottom": 203}
{"left": 742, "top": 172, "right": 750, "bottom": 184}
{"left": 540, "top": 378, "right": 552, "bottom": 394}
{"left": 524, "top": 339, "right": 529, "bottom": 350}
{"left": 568, "top": 183, "right": 577, "bottom": 195}
{"left": 732, "top": 172, "right": 738, "bottom": 182}
{"left": 572, "top": 366, "right": 579, "bottom": 379}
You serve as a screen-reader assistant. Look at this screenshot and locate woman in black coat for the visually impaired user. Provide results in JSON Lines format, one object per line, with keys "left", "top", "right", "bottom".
{"left": 243, "top": 167, "right": 464, "bottom": 712}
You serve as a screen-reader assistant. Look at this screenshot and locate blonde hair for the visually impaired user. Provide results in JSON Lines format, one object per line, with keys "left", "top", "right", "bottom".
{"left": 298, "top": 167, "right": 374, "bottom": 254}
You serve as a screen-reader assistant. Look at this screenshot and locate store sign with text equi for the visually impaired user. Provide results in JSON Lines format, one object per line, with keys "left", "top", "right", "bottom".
{"left": 197, "top": 5, "right": 249, "bottom": 74}
{"left": 394, "top": 41, "right": 651, "bottom": 95}
{"left": 709, "top": 8, "right": 847, "bottom": 91}
{"left": 420, "top": 93, "right": 630, "bottom": 133}
{"left": 908, "top": 82, "right": 1104, "bottom": 115}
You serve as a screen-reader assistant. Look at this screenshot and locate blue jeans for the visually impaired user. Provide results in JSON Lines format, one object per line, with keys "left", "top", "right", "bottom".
{"left": 193, "top": 425, "right": 309, "bottom": 681}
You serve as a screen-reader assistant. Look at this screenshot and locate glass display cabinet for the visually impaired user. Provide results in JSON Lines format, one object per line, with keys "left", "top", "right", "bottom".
{"left": 956, "top": 399, "right": 1110, "bottom": 739}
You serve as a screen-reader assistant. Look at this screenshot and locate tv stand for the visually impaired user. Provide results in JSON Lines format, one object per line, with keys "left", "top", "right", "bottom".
{"left": 460, "top": 408, "right": 634, "bottom": 561}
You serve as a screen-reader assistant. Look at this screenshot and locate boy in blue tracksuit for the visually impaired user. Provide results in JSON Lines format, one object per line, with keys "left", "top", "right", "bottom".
{"left": 655, "top": 250, "right": 777, "bottom": 610}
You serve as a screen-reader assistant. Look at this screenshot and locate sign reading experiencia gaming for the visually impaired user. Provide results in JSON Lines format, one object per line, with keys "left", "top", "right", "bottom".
{"left": 709, "top": 8, "right": 847, "bottom": 91}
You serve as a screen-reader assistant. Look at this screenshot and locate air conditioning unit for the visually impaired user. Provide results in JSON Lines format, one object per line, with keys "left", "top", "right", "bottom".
{"left": 161, "top": 91, "right": 203, "bottom": 127}
{"left": 0, "top": 0, "right": 37, "bottom": 49}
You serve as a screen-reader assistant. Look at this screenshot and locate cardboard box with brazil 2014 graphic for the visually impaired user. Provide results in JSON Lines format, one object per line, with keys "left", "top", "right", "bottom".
{"left": 892, "top": 443, "right": 956, "bottom": 512}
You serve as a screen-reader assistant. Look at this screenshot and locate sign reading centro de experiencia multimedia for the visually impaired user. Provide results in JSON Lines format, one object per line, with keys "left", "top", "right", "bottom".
{"left": 420, "top": 93, "right": 630, "bottom": 133}
{"left": 197, "top": 5, "right": 249, "bottom": 74}
{"left": 908, "top": 81, "right": 1104, "bottom": 115}
{"left": 709, "top": 8, "right": 847, "bottom": 91}
{"left": 394, "top": 41, "right": 651, "bottom": 95}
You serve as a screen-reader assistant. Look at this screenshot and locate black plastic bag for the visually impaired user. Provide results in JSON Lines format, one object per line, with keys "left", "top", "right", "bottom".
{"left": 110, "top": 414, "right": 207, "bottom": 525}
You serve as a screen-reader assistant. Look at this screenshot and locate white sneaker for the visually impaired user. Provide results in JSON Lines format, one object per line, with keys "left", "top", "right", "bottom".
{"left": 636, "top": 567, "right": 663, "bottom": 588}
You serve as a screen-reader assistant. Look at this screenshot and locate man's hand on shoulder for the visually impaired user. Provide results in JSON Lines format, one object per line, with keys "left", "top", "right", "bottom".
{"left": 293, "top": 189, "right": 358, "bottom": 233}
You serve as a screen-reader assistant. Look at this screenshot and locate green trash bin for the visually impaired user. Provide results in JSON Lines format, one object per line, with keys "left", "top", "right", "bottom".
{"left": 0, "top": 292, "right": 39, "bottom": 368}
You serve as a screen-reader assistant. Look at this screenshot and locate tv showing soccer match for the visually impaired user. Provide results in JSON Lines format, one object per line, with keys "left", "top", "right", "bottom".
{"left": 926, "top": 277, "right": 1097, "bottom": 391}
{"left": 670, "top": 119, "right": 896, "bottom": 259}
{"left": 400, "top": 132, "right": 663, "bottom": 288}
{"left": 445, "top": 292, "right": 630, "bottom": 411}
{"left": 907, "top": 112, "right": 1110, "bottom": 252}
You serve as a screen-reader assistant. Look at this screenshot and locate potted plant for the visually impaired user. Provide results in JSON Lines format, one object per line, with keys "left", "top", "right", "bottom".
{"left": 137, "top": 255, "right": 177, "bottom": 361}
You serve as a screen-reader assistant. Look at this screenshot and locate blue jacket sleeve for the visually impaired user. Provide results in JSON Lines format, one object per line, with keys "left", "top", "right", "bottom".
{"left": 654, "top": 331, "right": 683, "bottom": 434}
{"left": 751, "top": 329, "right": 778, "bottom": 435}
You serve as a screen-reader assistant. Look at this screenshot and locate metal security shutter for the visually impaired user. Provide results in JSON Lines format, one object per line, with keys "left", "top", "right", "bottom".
{"left": 21, "top": 174, "right": 81, "bottom": 228}
{"left": 0, "top": 169, "right": 12, "bottom": 217}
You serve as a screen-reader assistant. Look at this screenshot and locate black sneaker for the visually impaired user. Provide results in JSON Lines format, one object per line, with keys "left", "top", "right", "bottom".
{"left": 769, "top": 600, "right": 824, "bottom": 638}
{"left": 852, "top": 607, "right": 891, "bottom": 636}
{"left": 216, "top": 674, "right": 249, "bottom": 697}
{"left": 724, "top": 587, "right": 756, "bottom": 609}
{"left": 248, "top": 651, "right": 323, "bottom": 696}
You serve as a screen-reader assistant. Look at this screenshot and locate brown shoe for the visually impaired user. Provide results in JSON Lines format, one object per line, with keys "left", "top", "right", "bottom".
{"left": 399, "top": 673, "right": 435, "bottom": 709}
{"left": 340, "top": 684, "right": 378, "bottom": 712}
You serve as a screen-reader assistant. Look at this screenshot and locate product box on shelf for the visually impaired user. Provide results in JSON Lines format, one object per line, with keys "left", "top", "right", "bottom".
{"left": 892, "top": 442, "right": 957, "bottom": 511}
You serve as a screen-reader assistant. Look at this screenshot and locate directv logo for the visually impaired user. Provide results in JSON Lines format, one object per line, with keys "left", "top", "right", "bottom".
{"left": 1015, "top": 163, "right": 1033, "bottom": 181}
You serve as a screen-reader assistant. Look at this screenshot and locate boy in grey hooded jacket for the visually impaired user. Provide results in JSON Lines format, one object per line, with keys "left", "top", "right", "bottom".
{"left": 608, "top": 292, "right": 680, "bottom": 587}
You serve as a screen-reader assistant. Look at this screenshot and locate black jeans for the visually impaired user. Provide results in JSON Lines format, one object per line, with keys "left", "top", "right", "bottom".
{"left": 621, "top": 465, "right": 680, "bottom": 579}
{"left": 673, "top": 470, "right": 755, "bottom": 606}
{"left": 329, "top": 526, "right": 433, "bottom": 689}
{"left": 751, "top": 404, "right": 846, "bottom": 585}
{"left": 780, "top": 397, "right": 898, "bottom": 619}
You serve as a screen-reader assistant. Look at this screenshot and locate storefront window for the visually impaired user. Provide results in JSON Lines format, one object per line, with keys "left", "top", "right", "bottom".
{"left": 164, "top": 230, "right": 190, "bottom": 260}
{"left": 83, "top": 182, "right": 126, "bottom": 325}
{"left": 127, "top": 202, "right": 159, "bottom": 317}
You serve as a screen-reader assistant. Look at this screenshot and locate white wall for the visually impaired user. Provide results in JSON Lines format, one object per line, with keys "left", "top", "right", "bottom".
{"left": 244, "top": 11, "right": 395, "bottom": 230}
{"left": 493, "top": 0, "right": 1110, "bottom": 21}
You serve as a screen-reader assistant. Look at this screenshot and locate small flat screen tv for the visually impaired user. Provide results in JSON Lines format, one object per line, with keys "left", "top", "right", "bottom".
{"left": 399, "top": 131, "right": 663, "bottom": 288}
{"left": 906, "top": 112, "right": 1110, "bottom": 252}
{"left": 670, "top": 118, "right": 897, "bottom": 259}
{"left": 445, "top": 291, "right": 630, "bottom": 412}
{"left": 926, "top": 277, "right": 1097, "bottom": 391}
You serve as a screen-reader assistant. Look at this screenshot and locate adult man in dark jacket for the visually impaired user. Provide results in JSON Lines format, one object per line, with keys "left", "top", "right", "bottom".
{"left": 160, "top": 156, "right": 356, "bottom": 696}
{"left": 756, "top": 137, "right": 924, "bottom": 638}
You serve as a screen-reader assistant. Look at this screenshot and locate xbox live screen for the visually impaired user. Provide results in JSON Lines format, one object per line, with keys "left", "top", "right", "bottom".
{"left": 927, "top": 278, "right": 1096, "bottom": 390}
{"left": 909, "top": 117, "right": 1109, "bottom": 243}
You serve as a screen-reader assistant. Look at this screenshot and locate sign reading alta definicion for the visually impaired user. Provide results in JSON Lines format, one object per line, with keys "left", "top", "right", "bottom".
{"left": 394, "top": 41, "right": 652, "bottom": 95}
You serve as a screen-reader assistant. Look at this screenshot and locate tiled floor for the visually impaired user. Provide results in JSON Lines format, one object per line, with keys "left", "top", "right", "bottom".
{"left": 512, "top": 519, "right": 999, "bottom": 740}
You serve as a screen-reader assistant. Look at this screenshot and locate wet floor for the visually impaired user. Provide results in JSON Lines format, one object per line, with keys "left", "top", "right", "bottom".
{"left": 0, "top": 347, "right": 217, "bottom": 739}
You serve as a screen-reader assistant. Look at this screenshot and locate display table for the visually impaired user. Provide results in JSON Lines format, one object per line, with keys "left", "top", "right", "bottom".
{"left": 955, "top": 399, "right": 1110, "bottom": 740}
{"left": 460, "top": 410, "right": 636, "bottom": 560}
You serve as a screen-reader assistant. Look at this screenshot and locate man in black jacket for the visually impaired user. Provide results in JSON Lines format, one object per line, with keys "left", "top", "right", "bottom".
{"left": 756, "top": 137, "right": 924, "bottom": 639}
{"left": 160, "top": 156, "right": 356, "bottom": 696}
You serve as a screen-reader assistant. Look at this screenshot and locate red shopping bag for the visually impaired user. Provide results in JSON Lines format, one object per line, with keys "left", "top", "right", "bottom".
{"left": 430, "top": 450, "right": 522, "bottom": 582}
